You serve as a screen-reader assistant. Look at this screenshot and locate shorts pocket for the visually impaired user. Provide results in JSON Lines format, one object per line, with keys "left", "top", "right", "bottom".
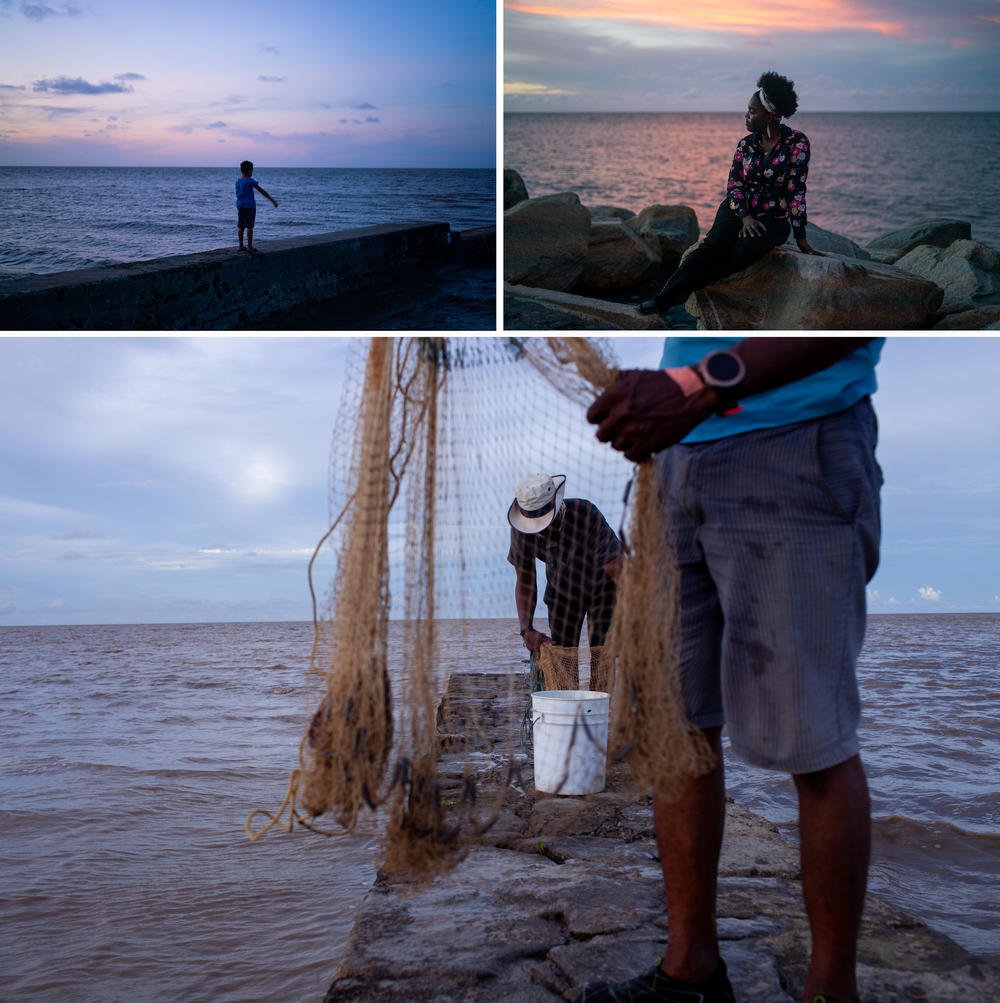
{"left": 812, "top": 401, "right": 880, "bottom": 523}
{"left": 814, "top": 401, "right": 883, "bottom": 581}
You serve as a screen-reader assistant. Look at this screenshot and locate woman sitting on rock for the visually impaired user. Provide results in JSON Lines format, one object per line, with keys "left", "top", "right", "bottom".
{"left": 640, "top": 71, "right": 820, "bottom": 315}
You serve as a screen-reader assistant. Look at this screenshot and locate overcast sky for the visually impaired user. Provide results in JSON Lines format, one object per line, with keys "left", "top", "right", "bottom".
{"left": 504, "top": 0, "right": 1000, "bottom": 112}
{"left": 0, "top": 0, "right": 494, "bottom": 167}
{"left": 1, "top": 336, "right": 998, "bottom": 626}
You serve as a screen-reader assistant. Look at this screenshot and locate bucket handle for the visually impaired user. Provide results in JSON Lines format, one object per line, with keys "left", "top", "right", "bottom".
{"left": 531, "top": 708, "right": 604, "bottom": 747}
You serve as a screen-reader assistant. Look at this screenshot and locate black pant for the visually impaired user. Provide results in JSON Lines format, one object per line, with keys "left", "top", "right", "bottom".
{"left": 546, "top": 578, "right": 617, "bottom": 649}
{"left": 655, "top": 199, "right": 791, "bottom": 308}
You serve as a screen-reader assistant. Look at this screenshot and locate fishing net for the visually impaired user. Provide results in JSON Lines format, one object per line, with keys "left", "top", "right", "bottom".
{"left": 247, "top": 337, "right": 714, "bottom": 876}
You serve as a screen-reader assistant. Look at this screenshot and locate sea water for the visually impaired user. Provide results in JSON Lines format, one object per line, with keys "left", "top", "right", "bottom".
{"left": 0, "top": 166, "right": 494, "bottom": 281}
{"left": 504, "top": 112, "right": 1000, "bottom": 251}
{"left": 1, "top": 614, "right": 997, "bottom": 1000}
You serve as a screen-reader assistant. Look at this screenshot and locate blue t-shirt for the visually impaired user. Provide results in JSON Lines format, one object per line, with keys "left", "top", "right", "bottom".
{"left": 235, "top": 177, "right": 256, "bottom": 209}
{"left": 659, "top": 336, "right": 884, "bottom": 443}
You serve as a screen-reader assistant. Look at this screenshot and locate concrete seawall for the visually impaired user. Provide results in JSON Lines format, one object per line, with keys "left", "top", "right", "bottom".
{"left": 0, "top": 221, "right": 455, "bottom": 330}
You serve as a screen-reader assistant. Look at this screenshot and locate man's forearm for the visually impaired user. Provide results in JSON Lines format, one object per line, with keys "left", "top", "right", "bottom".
{"left": 515, "top": 579, "right": 537, "bottom": 630}
{"left": 729, "top": 337, "right": 873, "bottom": 400}
{"left": 588, "top": 337, "right": 875, "bottom": 464}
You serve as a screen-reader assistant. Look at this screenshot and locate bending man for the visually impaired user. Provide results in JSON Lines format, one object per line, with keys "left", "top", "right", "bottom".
{"left": 508, "top": 473, "right": 622, "bottom": 691}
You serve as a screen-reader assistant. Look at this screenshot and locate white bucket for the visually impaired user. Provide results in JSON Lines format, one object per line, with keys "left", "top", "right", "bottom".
{"left": 531, "top": 690, "right": 610, "bottom": 795}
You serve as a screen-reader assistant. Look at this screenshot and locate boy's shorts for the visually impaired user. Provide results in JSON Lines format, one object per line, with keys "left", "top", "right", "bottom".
{"left": 656, "top": 397, "right": 882, "bottom": 775}
{"left": 238, "top": 207, "right": 256, "bottom": 229}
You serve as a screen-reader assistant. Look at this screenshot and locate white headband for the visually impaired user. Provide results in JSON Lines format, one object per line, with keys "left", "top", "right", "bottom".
{"left": 757, "top": 87, "right": 779, "bottom": 116}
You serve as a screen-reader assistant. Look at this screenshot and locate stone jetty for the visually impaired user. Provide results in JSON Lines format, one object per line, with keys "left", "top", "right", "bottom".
{"left": 0, "top": 221, "right": 495, "bottom": 331}
{"left": 503, "top": 168, "right": 1000, "bottom": 331}
{"left": 324, "top": 672, "right": 1000, "bottom": 1002}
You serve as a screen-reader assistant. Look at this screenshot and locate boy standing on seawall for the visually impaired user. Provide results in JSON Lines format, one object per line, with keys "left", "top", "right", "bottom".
{"left": 236, "top": 160, "right": 277, "bottom": 252}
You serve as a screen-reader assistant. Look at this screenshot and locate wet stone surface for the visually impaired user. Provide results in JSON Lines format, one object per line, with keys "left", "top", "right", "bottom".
{"left": 324, "top": 674, "right": 1000, "bottom": 1002}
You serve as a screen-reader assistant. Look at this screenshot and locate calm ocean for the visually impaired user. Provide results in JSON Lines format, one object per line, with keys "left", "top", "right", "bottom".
{"left": 504, "top": 112, "right": 1000, "bottom": 251}
{"left": 0, "top": 166, "right": 495, "bottom": 282}
{"left": 1, "top": 614, "right": 997, "bottom": 1000}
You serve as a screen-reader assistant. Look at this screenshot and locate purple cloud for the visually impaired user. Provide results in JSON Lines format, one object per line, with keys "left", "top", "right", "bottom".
{"left": 21, "top": 2, "right": 81, "bottom": 20}
{"left": 33, "top": 76, "right": 133, "bottom": 95}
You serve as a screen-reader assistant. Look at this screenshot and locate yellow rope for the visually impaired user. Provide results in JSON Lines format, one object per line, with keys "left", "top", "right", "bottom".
{"left": 245, "top": 769, "right": 303, "bottom": 840}
{"left": 246, "top": 763, "right": 344, "bottom": 841}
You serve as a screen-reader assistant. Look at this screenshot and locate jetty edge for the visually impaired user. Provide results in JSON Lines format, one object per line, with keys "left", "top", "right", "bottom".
{"left": 324, "top": 671, "right": 1000, "bottom": 1002}
{"left": 0, "top": 221, "right": 495, "bottom": 331}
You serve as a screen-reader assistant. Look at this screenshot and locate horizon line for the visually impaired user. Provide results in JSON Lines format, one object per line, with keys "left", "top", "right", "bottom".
{"left": 504, "top": 108, "right": 999, "bottom": 115}
{"left": 2, "top": 610, "right": 997, "bottom": 628}
{"left": 0, "top": 163, "right": 494, "bottom": 170}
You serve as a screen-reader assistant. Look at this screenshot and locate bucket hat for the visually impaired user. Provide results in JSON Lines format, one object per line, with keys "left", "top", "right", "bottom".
{"left": 507, "top": 473, "right": 566, "bottom": 534}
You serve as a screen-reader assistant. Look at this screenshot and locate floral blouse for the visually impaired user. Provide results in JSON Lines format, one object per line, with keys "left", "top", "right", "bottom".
{"left": 727, "top": 124, "right": 809, "bottom": 238}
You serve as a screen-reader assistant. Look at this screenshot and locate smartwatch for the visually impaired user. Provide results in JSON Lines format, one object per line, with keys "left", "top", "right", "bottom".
{"left": 695, "top": 349, "right": 746, "bottom": 415}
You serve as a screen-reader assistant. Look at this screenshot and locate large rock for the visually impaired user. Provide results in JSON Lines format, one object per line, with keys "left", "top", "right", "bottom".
{"left": 687, "top": 247, "right": 944, "bottom": 330}
{"left": 504, "top": 282, "right": 667, "bottom": 330}
{"left": 625, "top": 205, "right": 699, "bottom": 271}
{"left": 588, "top": 205, "right": 636, "bottom": 221}
{"left": 504, "top": 194, "right": 592, "bottom": 291}
{"left": 504, "top": 168, "right": 529, "bottom": 211}
{"left": 893, "top": 239, "right": 1000, "bottom": 314}
{"left": 932, "top": 305, "right": 1000, "bottom": 330}
{"left": 578, "top": 219, "right": 661, "bottom": 294}
{"left": 866, "top": 219, "right": 972, "bottom": 264}
{"left": 784, "top": 222, "right": 871, "bottom": 260}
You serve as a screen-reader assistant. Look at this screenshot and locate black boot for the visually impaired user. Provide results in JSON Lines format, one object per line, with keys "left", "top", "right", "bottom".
{"left": 638, "top": 281, "right": 688, "bottom": 315}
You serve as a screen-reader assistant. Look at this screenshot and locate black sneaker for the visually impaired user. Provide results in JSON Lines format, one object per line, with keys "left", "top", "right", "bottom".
{"left": 573, "top": 957, "right": 735, "bottom": 1003}
{"left": 637, "top": 298, "right": 663, "bottom": 315}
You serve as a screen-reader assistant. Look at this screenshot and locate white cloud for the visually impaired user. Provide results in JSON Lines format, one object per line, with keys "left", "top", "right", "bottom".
{"left": 504, "top": 81, "right": 577, "bottom": 96}
{"left": 236, "top": 451, "right": 291, "bottom": 504}
{"left": 0, "top": 494, "right": 88, "bottom": 522}
{"left": 918, "top": 585, "right": 943, "bottom": 601}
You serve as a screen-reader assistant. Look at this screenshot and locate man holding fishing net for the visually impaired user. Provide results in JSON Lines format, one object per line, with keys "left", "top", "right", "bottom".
{"left": 580, "top": 337, "right": 883, "bottom": 1003}
{"left": 508, "top": 472, "right": 622, "bottom": 692}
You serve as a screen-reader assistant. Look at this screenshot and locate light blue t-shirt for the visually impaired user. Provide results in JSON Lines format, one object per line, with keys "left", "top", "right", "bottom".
{"left": 659, "top": 337, "right": 884, "bottom": 443}
{"left": 235, "top": 176, "right": 256, "bottom": 209}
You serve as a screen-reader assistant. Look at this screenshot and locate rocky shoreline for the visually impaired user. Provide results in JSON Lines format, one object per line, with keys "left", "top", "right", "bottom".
{"left": 323, "top": 673, "right": 1000, "bottom": 1001}
{"left": 504, "top": 169, "right": 1000, "bottom": 331}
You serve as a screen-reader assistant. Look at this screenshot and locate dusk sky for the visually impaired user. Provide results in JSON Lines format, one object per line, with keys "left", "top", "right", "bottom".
{"left": 0, "top": 0, "right": 495, "bottom": 167}
{"left": 1, "top": 336, "right": 998, "bottom": 626}
{"left": 504, "top": 0, "right": 1000, "bottom": 111}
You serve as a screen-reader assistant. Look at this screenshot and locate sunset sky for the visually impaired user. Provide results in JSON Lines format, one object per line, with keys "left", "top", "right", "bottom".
{"left": 0, "top": 0, "right": 495, "bottom": 166}
{"left": 1, "top": 336, "right": 998, "bottom": 625}
{"left": 505, "top": 0, "right": 1000, "bottom": 111}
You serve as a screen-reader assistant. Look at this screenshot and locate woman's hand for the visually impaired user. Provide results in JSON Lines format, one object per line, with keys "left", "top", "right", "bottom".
{"left": 739, "top": 216, "right": 766, "bottom": 239}
{"left": 795, "top": 237, "right": 822, "bottom": 255}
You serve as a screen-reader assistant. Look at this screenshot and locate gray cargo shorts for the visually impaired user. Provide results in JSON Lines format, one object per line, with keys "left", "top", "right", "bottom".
{"left": 656, "top": 396, "right": 883, "bottom": 775}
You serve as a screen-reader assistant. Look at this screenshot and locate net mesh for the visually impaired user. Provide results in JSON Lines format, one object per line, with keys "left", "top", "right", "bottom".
{"left": 248, "top": 337, "right": 715, "bottom": 876}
